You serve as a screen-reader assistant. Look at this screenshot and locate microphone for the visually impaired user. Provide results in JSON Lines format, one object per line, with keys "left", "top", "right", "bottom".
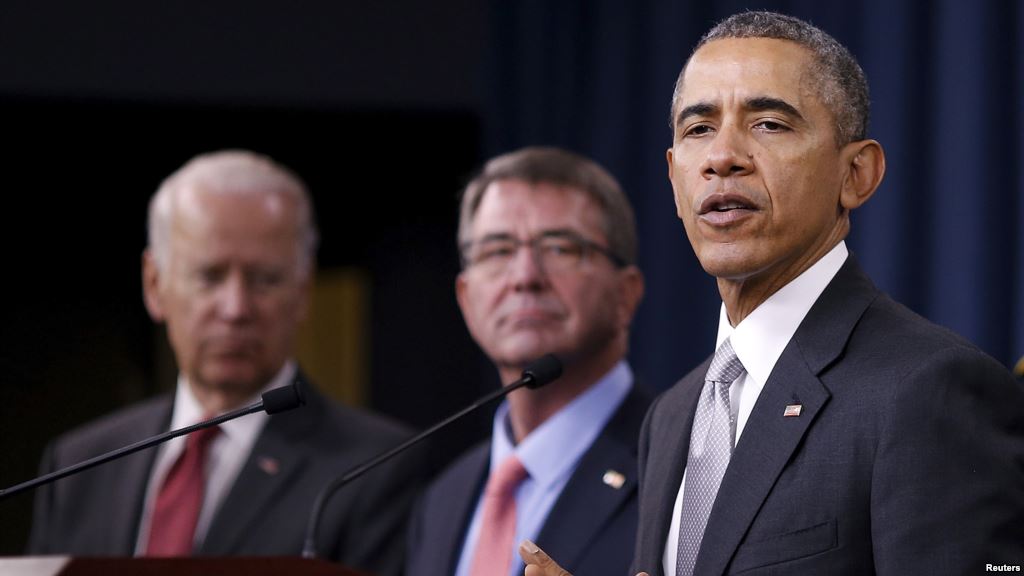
{"left": 301, "top": 353, "right": 563, "bottom": 558}
{"left": 0, "top": 381, "right": 305, "bottom": 502}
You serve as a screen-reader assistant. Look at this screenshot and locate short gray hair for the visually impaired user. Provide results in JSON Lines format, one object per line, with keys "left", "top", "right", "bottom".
{"left": 670, "top": 11, "right": 870, "bottom": 146}
{"left": 147, "top": 149, "right": 319, "bottom": 275}
{"left": 457, "top": 146, "right": 637, "bottom": 266}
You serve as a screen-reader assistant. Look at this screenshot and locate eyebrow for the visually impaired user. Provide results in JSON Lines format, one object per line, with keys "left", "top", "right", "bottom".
{"left": 675, "top": 96, "right": 805, "bottom": 128}
{"left": 675, "top": 102, "right": 718, "bottom": 128}
{"left": 474, "top": 229, "right": 581, "bottom": 244}
{"left": 746, "top": 96, "right": 804, "bottom": 122}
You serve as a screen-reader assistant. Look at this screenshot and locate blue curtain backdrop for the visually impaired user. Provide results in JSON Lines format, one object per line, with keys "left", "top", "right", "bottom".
{"left": 482, "top": 0, "right": 1023, "bottom": 389}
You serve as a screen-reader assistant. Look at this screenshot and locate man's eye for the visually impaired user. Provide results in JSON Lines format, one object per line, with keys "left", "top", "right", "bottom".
{"left": 754, "top": 120, "right": 787, "bottom": 132}
{"left": 539, "top": 239, "right": 583, "bottom": 260}
{"left": 251, "top": 271, "right": 284, "bottom": 288}
{"left": 196, "top": 268, "right": 225, "bottom": 286}
{"left": 685, "top": 124, "right": 714, "bottom": 137}
{"left": 478, "top": 244, "right": 516, "bottom": 261}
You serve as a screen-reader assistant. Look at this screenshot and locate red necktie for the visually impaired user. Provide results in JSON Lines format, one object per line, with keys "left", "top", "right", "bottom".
{"left": 144, "top": 424, "right": 220, "bottom": 556}
{"left": 469, "top": 455, "right": 528, "bottom": 575}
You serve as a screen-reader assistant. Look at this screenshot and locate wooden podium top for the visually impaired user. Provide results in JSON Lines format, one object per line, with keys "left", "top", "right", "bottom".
{"left": 0, "top": 556, "right": 367, "bottom": 576}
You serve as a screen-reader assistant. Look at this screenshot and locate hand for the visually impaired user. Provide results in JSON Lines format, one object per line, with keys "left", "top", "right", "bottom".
{"left": 518, "top": 540, "right": 650, "bottom": 576}
{"left": 519, "top": 540, "right": 570, "bottom": 576}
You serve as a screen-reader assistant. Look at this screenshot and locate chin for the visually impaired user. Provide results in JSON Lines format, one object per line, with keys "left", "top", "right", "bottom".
{"left": 696, "top": 247, "right": 760, "bottom": 280}
{"left": 201, "top": 366, "right": 266, "bottom": 394}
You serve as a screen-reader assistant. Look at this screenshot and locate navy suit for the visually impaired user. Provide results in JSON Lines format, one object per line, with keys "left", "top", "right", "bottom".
{"left": 633, "top": 257, "right": 1024, "bottom": 575}
{"left": 29, "top": 374, "right": 425, "bottom": 576}
{"left": 407, "top": 385, "right": 652, "bottom": 576}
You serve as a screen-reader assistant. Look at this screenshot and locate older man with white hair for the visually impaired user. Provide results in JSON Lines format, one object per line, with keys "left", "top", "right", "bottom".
{"left": 29, "top": 150, "right": 422, "bottom": 576}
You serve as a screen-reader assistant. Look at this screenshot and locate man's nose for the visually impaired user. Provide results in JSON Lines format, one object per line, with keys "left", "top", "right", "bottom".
{"left": 506, "top": 243, "right": 548, "bottom": 291}
{"left": 217, "top": 273, "right": 254, "bottom": 319}
{"left": 702, "top": 123, "right": 754, "bottom": 178}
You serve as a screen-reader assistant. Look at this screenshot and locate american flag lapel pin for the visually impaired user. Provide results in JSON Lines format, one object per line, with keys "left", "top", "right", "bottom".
{"left": 257, "top": 456, "right": 280, "bottom": 475}
{"left": 602, "top": 470, "right": 626, "bottom": 489}
{"left": 783, "top": 404, "right": 803, "bottom": 417}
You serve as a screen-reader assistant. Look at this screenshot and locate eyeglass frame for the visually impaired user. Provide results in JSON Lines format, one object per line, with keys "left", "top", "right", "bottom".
{"left": 458, "top": 229, "right": 628, "bottom": 275}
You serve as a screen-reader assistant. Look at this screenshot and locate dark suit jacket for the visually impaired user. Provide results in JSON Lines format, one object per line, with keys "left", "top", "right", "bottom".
{"left": 633, "top": 257, "right": 1024, "bottom": 575}
{"left": 406, "top": 384, "right": 653, "bottom": 576}
{"left": 28, "top": 374, "right": 425, "bottom": 576}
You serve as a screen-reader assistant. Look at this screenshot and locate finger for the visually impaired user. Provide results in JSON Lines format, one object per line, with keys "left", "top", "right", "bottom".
{"left": 519, "top": 540, "right": 572, "bottom": 576}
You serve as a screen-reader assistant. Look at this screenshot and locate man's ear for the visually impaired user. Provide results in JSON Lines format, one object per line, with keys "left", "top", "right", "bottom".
{"left": 617, "top": 266, "right": 645, "bottom": 329}
{"left": 142, "top": 249, "right": 166, "bottom": 322}
{"left": 295, "top": 268, "right": 313, "bottom": 323}
{"left": 839, "top": 139, "right": 886, "bottom": 210}
{"left": 454, "top": 272, "right": 470, "bottom": 322}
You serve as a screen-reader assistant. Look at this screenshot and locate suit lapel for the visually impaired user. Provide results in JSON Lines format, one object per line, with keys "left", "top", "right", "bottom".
{"left": 108, "top": 400, "right": 171, "bottom": 554}
{"left": 637, "top": 362, "right": 707, "bottom": 576}
{"left": 433, "top": 448, "right": 490, "bottom": 575}
{"left": 199, "top": 378, "right": 319, "bottom": 555}
{"left": 694, "top": 256, "right": 878, "bottom": 575}
{"left": 694, "top": 351, "right": 829, "bottom": 575}
{"left": 535, "top": 389, "right": 649, "bottom": 571}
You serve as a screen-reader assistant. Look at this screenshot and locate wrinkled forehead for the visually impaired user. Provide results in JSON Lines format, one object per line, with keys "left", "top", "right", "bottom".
{"left": 471, "top": 179, "right": 607, "bottom": 239}
{"left": 676, "top": 37, "right": 820, "bottom": 117}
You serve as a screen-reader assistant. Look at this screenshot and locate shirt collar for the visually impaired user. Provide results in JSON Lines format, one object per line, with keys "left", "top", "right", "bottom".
{"left": 489, "top": 361, "right": 632, "bottom": 489}
{"left": 716, "top": 242, "right": 848, "bottom": 386}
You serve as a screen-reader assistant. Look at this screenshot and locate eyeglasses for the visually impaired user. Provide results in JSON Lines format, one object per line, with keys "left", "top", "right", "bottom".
{"left": 460, "top": 230, "right": 626, "bottom": 277}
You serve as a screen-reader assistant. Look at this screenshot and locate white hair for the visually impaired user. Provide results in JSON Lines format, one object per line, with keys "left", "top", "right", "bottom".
{"left": 147, "top": 149, "right": 319, "bottom": 276}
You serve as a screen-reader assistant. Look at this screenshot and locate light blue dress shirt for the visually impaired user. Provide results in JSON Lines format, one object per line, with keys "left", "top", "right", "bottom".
{"left": 454, "top": 361, "right": 633, "bottom": 576}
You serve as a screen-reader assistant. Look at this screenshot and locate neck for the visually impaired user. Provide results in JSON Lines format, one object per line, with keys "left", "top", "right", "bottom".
{"left": 498, "top": 349, "right": 622, "bottom": 444}
{"left": 720, "top": 237, "right": 843, "bottom": 326}
{"left": 188, "top": 380, "right": 258, "bottom": 415}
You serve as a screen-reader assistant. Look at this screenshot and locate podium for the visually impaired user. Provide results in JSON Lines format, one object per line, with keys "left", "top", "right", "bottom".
{"left": 0, "top": 557, "right": 367, "bottom": 576}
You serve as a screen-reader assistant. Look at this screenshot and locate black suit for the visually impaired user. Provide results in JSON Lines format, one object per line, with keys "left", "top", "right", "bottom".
{"left": 29, "top": 374, "right": 425, "bottom": 576}
{"left": 633, "top": 256, "right": 1024, "bottom": 575}
{"left": 407, "top": 385, "right": 653, "bottom": 576}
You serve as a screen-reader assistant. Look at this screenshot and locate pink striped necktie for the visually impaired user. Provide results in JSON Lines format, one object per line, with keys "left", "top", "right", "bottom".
{"left": 469, "top": 455, "right": 529, "bottom": 575}
{"left": 144, "top": 423, "right": 220, "bottom": 556}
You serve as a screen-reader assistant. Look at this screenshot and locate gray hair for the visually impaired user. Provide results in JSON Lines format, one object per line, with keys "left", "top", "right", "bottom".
{"left": 147, "top": 149, "right": 319, "bottom": 276}
{"left": 670, "top": 11, "right": 870, "bottom": 146}
{"left": 457, "top": 146, "right": 637, "bottom": 266}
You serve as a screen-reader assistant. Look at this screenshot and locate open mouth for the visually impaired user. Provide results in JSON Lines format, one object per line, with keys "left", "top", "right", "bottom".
{"left": 698, "top": 193, "right": 756, "bottom": 215}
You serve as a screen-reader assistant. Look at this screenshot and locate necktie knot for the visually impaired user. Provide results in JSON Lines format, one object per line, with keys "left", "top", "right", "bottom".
{"left": 484, "top": 455, "right": 528, "bottom": 497}
{"left": 187, "top": 424, "right": 221, "bottom": 452}
{"left": 706, "top": 337, "right": 744, "bottom": 385}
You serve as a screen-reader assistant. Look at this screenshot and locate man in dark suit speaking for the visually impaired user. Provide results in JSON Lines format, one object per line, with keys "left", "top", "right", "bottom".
{"left": 523, "top": 11, "right": 1024, "bottom": 576}
{"left": 29, "top": 150, "right": 422, "bottom": 575}
{"left": 406, "top": 147, "right": 651, "bottom": 576}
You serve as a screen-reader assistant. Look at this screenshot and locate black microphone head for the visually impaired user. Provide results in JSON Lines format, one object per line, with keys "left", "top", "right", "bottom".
{"left": 262, "top": 382, "right": 306, "bottom": 415}
{"left": 521, "top": 354, "right": 563, "bottom": 389}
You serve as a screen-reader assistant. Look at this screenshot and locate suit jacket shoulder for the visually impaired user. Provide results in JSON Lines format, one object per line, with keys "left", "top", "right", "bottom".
{"left": 29, "top": 394, "right": 172, "bottom": 555}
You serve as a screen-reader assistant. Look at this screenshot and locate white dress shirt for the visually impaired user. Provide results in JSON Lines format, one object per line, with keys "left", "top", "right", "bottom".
{"left": 134, "top": 361, "right": 297, "bottom": 554}
{"left": 663, "top": 242, "right": 848, "bottom": 573}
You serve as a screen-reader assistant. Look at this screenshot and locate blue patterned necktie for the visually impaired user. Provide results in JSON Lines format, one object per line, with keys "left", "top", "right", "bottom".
{"left": 676, "top": 337, "right": 745, "bottom": 576}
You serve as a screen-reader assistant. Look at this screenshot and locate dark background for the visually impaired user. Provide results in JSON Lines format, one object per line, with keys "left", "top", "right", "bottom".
{"left": 1, "top": 0, "right": 1021, "bottom": 554}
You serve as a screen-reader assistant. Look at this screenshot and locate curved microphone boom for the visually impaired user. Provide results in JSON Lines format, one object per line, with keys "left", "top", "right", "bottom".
{"left": 0, "top": 382, "right": 305, "bottom": 502}
{"left": 301, "top": 353, "right": 562, "bottom": 558}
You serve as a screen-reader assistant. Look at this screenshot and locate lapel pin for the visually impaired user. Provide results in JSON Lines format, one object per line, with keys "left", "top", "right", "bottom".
{"left": 602, "top": 470, "right": 626, "bottom": 489}
{"left": 257, "top": 456, "right": 280, "bottom": 475}
{"left": 783, "top": 404, "right": 803, "bottom": 417}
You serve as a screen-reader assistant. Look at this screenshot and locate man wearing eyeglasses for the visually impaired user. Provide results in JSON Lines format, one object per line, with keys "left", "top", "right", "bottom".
{"left": 406, "top": 146, "right": 651, "bottom": 576}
